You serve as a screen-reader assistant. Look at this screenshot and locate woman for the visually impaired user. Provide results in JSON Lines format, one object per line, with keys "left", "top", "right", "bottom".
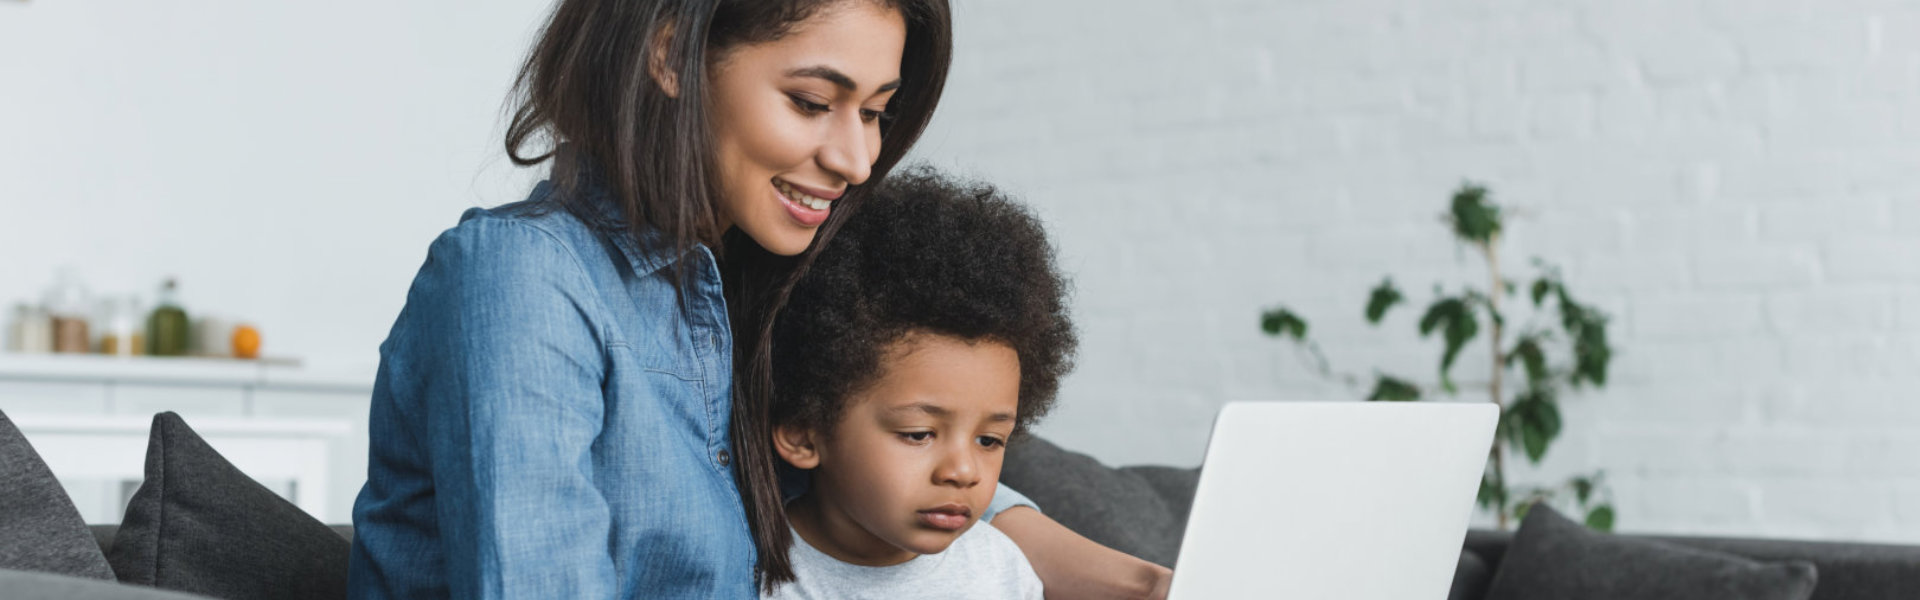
{"left": 348, "top": 0, "right": 1170, "bottom": 598}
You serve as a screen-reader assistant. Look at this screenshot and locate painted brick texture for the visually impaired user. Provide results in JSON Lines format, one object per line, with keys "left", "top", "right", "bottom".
{"left": 919, "top": 0, "right": 1920, "bottom": 542}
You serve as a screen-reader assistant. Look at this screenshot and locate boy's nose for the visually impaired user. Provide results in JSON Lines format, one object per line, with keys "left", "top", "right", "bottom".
{"left": 933, "top": 448, "right": 981, "bottom": 488}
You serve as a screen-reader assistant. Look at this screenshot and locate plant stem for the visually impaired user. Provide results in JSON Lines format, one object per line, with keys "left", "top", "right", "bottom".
{"left": 1483, "top": 235, "right": 1509, "bottom": 530}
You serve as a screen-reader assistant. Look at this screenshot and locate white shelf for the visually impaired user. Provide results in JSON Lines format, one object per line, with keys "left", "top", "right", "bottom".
{"left": 0, "top": 353, "right": 371, "bottom": 393}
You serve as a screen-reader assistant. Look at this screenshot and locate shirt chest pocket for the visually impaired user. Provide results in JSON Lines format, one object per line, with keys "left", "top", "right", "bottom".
{"left": 609, "top": 329, "right": 729, "bottom": 461}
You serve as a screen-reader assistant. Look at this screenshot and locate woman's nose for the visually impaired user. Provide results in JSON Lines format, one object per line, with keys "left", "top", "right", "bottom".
{"left": 817, "top": 111, "right": 876, "bottom": 186}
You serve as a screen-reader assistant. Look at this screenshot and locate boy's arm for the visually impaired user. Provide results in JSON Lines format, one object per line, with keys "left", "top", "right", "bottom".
{"left": 992, "top": 506, "right": 1174, "bottom": 600}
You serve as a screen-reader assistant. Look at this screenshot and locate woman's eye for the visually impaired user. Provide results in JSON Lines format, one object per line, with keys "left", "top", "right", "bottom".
{"left": 789, "top": 95, "right": 829, "bottom": 115}
{"left": 859, "top": 108, "right": 890, "bottom": 124}
{"left": 900, "top": 431, "right": 933, "bottom": 443}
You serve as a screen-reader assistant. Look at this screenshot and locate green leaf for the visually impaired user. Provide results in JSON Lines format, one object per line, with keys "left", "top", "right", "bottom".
{"left": 1510, "top": 388, "right": 1562, "bottom": 464}
{"left": 1366, "top": 375, "right": 1422, "bottom": 402}
{"left": 1365, "top": 279, "right": 1404, "bottom": 325}
{"left": 1530, "top": 278, "right": 1554, "bottom": 307}
{"left": 1585, "top": 504, "right": 1616, "bottom": 532}
{"left": 1476, "top": 471, "right": 1506, "bottom": 511}
{"left": 1571, "top": 477, "right": 1594, "bottom": 505}
{"left": 1260, "top": 307, "right": 1310, "bottom": 341}
{"left": 1507, "top": 335, "right": 1550, "bottom": 386}
{"left": 1512, "top": 498, "right": 1535, "bottom": 522}
{"left": 1441, "top": 309, "right": 1479, "bottom": 386}
{"left": 1449, "top": 183, "right": 1502, "bottom": 244}
{"left": 1418, "top": 297, "right": 1479, "bottom": 392}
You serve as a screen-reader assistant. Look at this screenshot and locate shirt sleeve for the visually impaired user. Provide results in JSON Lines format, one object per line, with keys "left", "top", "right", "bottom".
{"left": 984, "top": 483, "right": 1041, "bottom": 522}
{"left": 407, "top": 217, "right": 618, "bottom": 598}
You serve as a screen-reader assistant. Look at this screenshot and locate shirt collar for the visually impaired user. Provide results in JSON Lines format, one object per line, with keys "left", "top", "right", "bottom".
{"left": 537, "top": 177, "right": 706, "bottom": 279}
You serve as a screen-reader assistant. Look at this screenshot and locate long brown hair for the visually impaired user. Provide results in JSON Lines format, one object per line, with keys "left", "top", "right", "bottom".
{"left": 502, "top": 0, "right": 952, "bottom": 590}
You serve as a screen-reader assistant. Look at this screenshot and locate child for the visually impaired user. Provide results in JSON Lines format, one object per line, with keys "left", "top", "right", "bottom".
{"left": 763, "top": 168, "right": 1075, "bottom": 599}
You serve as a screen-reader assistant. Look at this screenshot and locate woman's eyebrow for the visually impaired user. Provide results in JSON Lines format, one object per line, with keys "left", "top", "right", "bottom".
{"left": 785, "top": 65, "right": 902, "bottom": 93}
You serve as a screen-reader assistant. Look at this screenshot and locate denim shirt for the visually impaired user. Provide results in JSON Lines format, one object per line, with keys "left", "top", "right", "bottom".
{"left": 348, "top": 180, "right": 1036, "bottom": 600}
{"left": 349, "top": 180, "right": 754, "bottom": 599}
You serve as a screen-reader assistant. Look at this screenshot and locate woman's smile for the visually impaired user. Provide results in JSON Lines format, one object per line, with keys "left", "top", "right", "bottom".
{"left": 774, "top": 177, "right": 838, "bottom": 227}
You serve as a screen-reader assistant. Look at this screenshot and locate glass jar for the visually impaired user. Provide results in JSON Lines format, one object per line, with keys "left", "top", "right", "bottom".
{"left": 45, "top": 269, "right": 92, "bottom": 354}
{"left": 97, "top": 295, "right": 146, "bottom": 357}
{"left": 148, "top": 278, "right": 191, "bottom": 357}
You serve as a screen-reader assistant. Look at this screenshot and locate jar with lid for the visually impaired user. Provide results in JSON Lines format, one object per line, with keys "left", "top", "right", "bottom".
{"left": 8, "top": 303, "right": 53, "bottom": 354}
{"left": 147, "top": 278, "right": 191, "bottom": 357}
{"left": 44, "top": 269, "right": 92, "bottom": 354}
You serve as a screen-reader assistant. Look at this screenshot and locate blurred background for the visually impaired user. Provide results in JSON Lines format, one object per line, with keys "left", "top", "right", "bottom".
{"left": 2, "top": 0, "right": 1916, "bottom": 543}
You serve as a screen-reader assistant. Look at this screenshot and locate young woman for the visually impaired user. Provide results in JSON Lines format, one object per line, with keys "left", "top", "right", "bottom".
{"left": 347, "top": 1, "right": 1171, "bottom": 598}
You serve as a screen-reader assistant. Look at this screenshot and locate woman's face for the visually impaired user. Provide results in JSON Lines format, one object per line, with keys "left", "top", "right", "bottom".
{"left": 707, "top": 1, "right": 906, "bottom": 256}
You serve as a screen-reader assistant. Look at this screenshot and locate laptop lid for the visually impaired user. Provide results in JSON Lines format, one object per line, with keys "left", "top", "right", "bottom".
{"left": 1167, "top": 401, "right": 1498, "bottom": 600}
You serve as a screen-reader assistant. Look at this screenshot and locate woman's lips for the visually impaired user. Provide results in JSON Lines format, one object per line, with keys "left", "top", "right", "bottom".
{"left": 917, "top": 504, "right": 972, "bottom": 531}
{"left": 774, "top": 179, "right": 831, "bottom": 227}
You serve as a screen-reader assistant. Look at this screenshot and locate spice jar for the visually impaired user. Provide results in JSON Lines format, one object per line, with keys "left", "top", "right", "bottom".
{"left": 97, "top": 295, "right": 146, "bottom": 357}
{"left": 8, "top": 303, "right": 53, "bottom": 354}
{"left": 45, "top": 270, "right": 92, "bottom": 354}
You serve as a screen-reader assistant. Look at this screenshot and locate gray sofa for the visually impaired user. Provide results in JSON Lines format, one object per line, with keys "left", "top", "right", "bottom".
{"left": 6, "top": 433, "right": 1920, "bottom": 599}
{"left": 997, "top": 436, "right": 1920, "bottom": 600}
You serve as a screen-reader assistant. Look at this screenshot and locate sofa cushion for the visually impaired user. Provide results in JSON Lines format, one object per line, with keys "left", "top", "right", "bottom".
{"left": 1483, "top": 504, "right": 1818, "bottom": 600}
{"left": 1448, "top": 549, "right": 1492, "bottom": 600}
{"left": 106, "top": 412, "right": 349, "bottom": 600}
{"left": 0, "top": 410, "right": 117, "bottom": 580}
{"left": 0, "top": 568, "right": 217, "bottom": 600}
{"left": 1000, "top": 436, "right": 1193, "bottom": 567}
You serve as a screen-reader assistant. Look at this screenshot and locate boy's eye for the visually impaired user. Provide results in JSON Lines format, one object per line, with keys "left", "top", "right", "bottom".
{"left": 977, "top": 436, "right": 1005, "bottom": 449}
{"left": 900, "top": 431, "right": 933, "bottom": 443}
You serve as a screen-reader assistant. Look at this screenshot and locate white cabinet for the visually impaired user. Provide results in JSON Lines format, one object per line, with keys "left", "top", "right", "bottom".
{"left": 0, "top": 354, "right": 371, "bottom": 524}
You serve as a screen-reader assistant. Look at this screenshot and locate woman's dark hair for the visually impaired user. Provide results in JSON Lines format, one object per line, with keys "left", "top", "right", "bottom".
{"left": 503, "top": 0, "right": 951, "bottom": 589}
{"left": 771, "top": 167, "right": 1077, "bottom": 442}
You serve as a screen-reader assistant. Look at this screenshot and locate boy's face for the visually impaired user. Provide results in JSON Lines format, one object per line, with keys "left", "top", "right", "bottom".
{"left": 776, "top": 333, "right": 1021, "bottom": 565}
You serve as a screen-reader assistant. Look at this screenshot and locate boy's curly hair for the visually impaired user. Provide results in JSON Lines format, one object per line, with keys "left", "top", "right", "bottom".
{"left": 770, "top": 167, "right": 1076, "bottom": 434}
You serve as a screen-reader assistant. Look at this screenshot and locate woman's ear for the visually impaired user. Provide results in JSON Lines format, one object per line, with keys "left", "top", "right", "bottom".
{"left": 647, "top": 24, "right": 680, "bottom": 98}
{"left": 772, "top": 424, "right": 821, "bottom": 469}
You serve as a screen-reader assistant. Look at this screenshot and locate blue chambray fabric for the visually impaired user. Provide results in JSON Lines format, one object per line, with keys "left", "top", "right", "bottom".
{"left": 348, "top": 180, "right": 753, "bottom": 599}
{"left": 347, "top": 178, "right": 1038, "bottom": 600}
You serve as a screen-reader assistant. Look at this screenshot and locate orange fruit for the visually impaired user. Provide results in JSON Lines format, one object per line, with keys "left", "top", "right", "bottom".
{"left": 231, "top": 325, "right": 262, "bottom": 359}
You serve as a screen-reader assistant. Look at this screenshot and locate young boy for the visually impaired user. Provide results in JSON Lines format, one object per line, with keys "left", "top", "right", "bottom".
{"left": 763, "top": 168, "right": 1075, "bottom": 599}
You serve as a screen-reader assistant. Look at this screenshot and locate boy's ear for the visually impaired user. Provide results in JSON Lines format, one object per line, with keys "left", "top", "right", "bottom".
{"left": 772, "top": 424, "right": 821, "bottom": 469}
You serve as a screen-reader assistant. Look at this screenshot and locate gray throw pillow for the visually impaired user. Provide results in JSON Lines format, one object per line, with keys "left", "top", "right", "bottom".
{"left": 0, "top": 410, "right": 117, "bottom": 580}
{"left": 1482, "top": 504, "right": 1818, "bottom": 600}
{"left": 999, "top": 436, "right": 1196, "bottom": 567}
{"left": 107, "top": 412, "right": 349, "bottom": 600}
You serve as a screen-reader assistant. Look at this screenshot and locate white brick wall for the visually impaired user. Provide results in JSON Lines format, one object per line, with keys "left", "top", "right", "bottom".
{"left": 920, "top": 0, "right": 1920, "bottom": 542}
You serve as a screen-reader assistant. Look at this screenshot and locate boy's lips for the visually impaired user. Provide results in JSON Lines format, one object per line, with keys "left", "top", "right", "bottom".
{"left": 917, "top": 503, "right": 972, "bottom": 531}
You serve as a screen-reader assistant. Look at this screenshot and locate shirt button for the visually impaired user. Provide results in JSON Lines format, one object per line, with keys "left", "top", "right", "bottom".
{"left": 709, "top": 333, "right": 719, "bottom": 349}
{"left": 717, "top": 449, "right": 731, "bottom": 467}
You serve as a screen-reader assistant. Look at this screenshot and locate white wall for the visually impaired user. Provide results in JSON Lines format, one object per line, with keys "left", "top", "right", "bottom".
{"left": 918, "top": 0, "right": 1920, "bottom": 543}
{"left": 6, "top": 0, "right": 1919, "bottom": 542}
{"left": 0, "top": 0, "right": 552, "bottom": 373}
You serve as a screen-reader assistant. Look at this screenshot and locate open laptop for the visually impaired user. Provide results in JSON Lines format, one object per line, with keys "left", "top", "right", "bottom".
{"left": 1166, "top": 401, "right": 1499, "bottom": 599}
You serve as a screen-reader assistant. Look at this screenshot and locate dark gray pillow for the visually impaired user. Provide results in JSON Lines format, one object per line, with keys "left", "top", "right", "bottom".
{"left": 0, "top": 410, "right": 116, "bottom": 580}
{"left": 1483, "top": 504, "right": 1818, "bottom": 600}
{"left": 999, "top": 436, "right": 1197, "bottom": 567}
{"left": 107, "top": 412, "right": 349, "bottom": 600}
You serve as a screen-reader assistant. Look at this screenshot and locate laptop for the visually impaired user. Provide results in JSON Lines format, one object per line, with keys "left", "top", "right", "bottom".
{"left": 1166, "top": 401, "right": 1499, "bottom": 599}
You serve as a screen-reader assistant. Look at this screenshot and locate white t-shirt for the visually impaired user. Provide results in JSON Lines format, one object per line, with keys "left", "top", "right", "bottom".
{"left": 762, "top": 522, "right": 1045, "bottom": 599}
